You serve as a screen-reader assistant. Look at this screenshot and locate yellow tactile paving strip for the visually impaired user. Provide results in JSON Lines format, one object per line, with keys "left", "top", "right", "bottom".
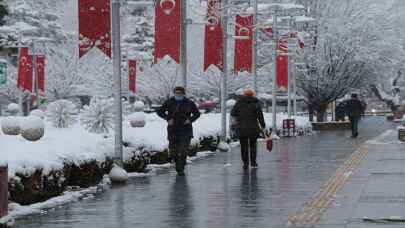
{"left": 287, "top": 144, "right": 369, "bottom": 226}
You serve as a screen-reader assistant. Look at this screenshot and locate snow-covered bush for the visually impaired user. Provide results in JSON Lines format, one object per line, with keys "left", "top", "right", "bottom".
{"left": 80, "top": 98, "right": 114, "bottom": 133}
{"left": 30, "top": 109, "right": 45, "bottom": 120}
{"left": 46, "top": 100, "right": 77, "bottom": 128}
{"left": 133, "top": 101, "right": 145, "bottom": 112}
{"left": 20, "top": 116, "right": 45, "bottom": 141}
{"left": 226, "top": 99, "right": 236, "bottom": 109}
{"left": 217, "top": 141, "right": 231, "bottom": 152}
{"left": 1, "top": 117, "right": 20, "bottom": 135}
{"left": 7, "top": 103, "right": 20, "bottom": 116}
{"left": 128, "top": 112, "right": 146, "bottom": 128}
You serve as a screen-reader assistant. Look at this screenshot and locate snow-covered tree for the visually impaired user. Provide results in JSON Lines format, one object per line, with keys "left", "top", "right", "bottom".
{"left": 80, "top": 97, "right": 114, "bottom": 134}
{"left": 295, "top": 0, "right": 405, "bottom": 120}
{"left": 121, "top": 3, "right": 154, "bottom": 61}
{"left": 1, "top": 0, "right": 66, "bottom": 48}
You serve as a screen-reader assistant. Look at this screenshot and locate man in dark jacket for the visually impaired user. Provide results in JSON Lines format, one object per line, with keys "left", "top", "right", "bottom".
{"left": 157, "top": 87, "right": 201, "bottom": 176}
{"left": 345, "top": 94, "right": 364, "bottom": 138}
{"left": 231, "top": 89, "right": 266, "bottom": 169}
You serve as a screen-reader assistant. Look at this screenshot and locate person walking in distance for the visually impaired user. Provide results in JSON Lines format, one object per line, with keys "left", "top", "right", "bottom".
{"left": 157, "top": 87, "right": 201, "bottom": 176}
{"left": 346, "top": 93, "right": 365, "bottom": 138}
{"left": 231, "top": 89, "right": 266, "bottom": 169}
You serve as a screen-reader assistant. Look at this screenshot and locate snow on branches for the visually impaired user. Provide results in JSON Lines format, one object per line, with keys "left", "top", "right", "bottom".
{"left": 46, "top": 100, "right": 77, "bottom": 128}
{"left": 80, "top": 97, "right": 114, "bottom": 134}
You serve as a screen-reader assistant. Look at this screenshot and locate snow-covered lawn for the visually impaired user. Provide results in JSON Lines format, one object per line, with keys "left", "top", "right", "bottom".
{"left": 0, "top": 113, "right": 311, "bottom": 178}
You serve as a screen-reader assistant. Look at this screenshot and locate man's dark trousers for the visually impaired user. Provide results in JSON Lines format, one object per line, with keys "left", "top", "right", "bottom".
{"left": 350, "top": 117, "right": 359, "bottom": 137}
{"left": 169, "top": 137, "right": 191, "bottom": 173}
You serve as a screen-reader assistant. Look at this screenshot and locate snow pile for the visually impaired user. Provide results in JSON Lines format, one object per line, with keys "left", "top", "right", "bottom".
{"left": 0, "top": 186, "right": 103, "bottom": 225}
{"left": 217, "top": 141, "right": 231, "bottom": 152}
{"left": 108, "top": 164, "right": 128, "bottom": 183}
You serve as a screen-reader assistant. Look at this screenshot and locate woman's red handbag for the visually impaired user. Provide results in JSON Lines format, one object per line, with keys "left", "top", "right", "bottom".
{"left": 266, "top": 137, "right": 273, "bottom": 152}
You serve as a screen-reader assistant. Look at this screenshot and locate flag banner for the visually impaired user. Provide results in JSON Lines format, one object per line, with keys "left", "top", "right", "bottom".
{"left": 0, "top": 62, "right": 6, "bottom": 87}
{"left": 277, "top": 38, "right": 288, "bottom": 90}
{"left": 25, "top": 55, "right": 33, "bottom": 93}
{"left": 203, "top": 0, "right": 223, "bottom": 71}
{"left": 234, "top": 14, "right": 253, "bottom": 74}
{"left": 36, "top": 55, "right": 45, "bottom": 94}
{"left": 154, "top": 0, "right": 181, "bottom": 63}
{"left": 128, "top": 60, "right": 137, "bottom": 94}
{"left": 78, "top": 0, "right": 111, "bottom": 58}
{"left": 17, "top": 47, "right": 29, "bottom": 90}
{"left": 276, "top": 55, "right": 288, "bottom": 90}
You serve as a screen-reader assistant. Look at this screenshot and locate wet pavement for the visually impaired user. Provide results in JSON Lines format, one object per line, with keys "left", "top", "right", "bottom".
{"left": 14, "top": 117, "right": 395, "bottom": 228}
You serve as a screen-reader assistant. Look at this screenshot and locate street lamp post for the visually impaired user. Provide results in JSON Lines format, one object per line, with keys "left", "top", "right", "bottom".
{"left": 112, "top": 0, "right": 124, "bottom": 167}
{"left": 180, "top": 0, "right": 188, "bottom": 91}
{"left": 271, "top": 13, "right": 278, "bottom": 135}
{"left": 252, "top": 0, "right": 258, "bottom": 94}
{"left": 220, "top": 0, "right": 229, "bottom": 140}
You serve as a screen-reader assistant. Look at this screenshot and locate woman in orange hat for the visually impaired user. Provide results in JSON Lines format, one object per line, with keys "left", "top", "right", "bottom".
{"left": 231, "top": 89, "right": 266, "bottom": 169}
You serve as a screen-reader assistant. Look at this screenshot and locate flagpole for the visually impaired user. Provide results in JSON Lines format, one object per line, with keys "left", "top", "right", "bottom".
{"left": 220, "top": 0, "right": 228, "bottom": 140}
{"left": 32, "top": 42, "right": 39, "bottom": 109}
{"left": 272, "top": 13, "right": 278, "bottom": 135}
{"left": 180, "top": 0, "right": 187, "bottom": 91}
{"left": 252, "top": 0, "right": 258, "bottom": 94}
{"left": 112, "top": 0, "right": 124, "bottom": 167}
{"left": 17, "top": 33, "right": 24, "bottom": 116}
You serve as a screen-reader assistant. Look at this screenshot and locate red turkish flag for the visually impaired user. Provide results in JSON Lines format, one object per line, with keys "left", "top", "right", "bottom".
{"left": 154, "top": 0, "right": 181, "bottom": 63}
{"left": 277, "top": 38, "right": 288, "bottom": 90}
{"left": 78, "top": 0, "right": 111, "bottom": 58}
{"left": 204, "top": 0, "right": 223, "bottom": 71}
{"left": 276, "top": 55, "right": 288, "bottom": 90}
{"left": 17, "top": 47, "right": 29, "bottom": 90}
{"left": 25, "top": 55, "right": 33, "bottom": 93}
{"left": 36, "top": 55, "right": 45, "bottom": 94}
{"left": 128, "top": 60, "right": 137, "bottom": 94}
{"left": 234, "top": 15, "right": 253, "bottom": 74}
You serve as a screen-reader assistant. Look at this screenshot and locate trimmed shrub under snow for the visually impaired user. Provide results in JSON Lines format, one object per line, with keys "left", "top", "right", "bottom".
{"left": 226, "top": 99, "right": 236, "bottom": 108}
{"left": 30, "top": 109, "right": 45, "bottom": 120}
{"left": 20, "top": 116, "right": 45, "bottom": 141}
{"left": 128, "top": 112, "right": 146, "bottom": 128}
{"left": 81, "top": 97, "right": 114, "bottom": 134}
{"left": 1, "top": 116, "right": 20, "bottom": 135}
{"left": 133, "top": 101, "right": 145, "bottom": 112}
{"left": 46, "top": 100, "right": 77, "bottom": 128}
{"left": 7, "top": 103, "right": 20, "bottom": 115}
